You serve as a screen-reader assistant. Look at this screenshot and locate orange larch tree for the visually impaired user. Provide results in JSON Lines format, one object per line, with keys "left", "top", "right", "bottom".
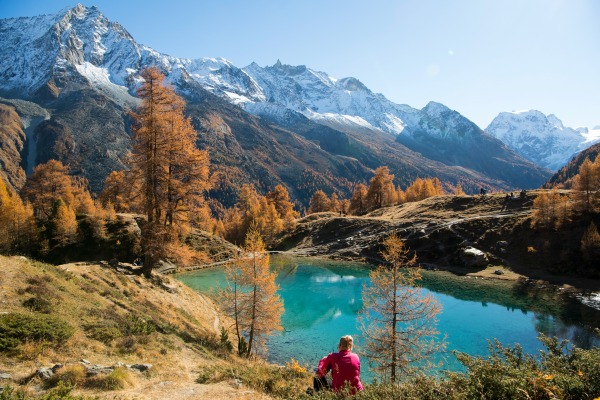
{"left": 308, "top": 190, "right": 330, "bottom": 214}
{"left": 222, "top": 227, "right": 284, "bottom": 358}
{"left": 358, "top": 234, "right": 445, "bottom": 382}
{"left": 366, "top": 166, "right": 396, "bottom": 210}
{"left": 22, "top": 160, "right": 76, "bottom": 222}
{"left": 128, "top": 67, "right": 210, "bottom": 276}
{"left": 0, "top": 176, "right": 35, "bottom": 253}
{"left": 349, "top": 183, "right": 368, "bottom": 215}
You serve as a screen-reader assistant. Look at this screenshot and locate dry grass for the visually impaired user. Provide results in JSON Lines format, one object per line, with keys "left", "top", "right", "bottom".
{"left": 0, "top": 255, "right": 273, "bottom": 399}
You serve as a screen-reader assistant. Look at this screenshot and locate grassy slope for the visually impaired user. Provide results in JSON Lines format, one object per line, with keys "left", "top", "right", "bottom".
{"left": 0, "top": 256, "right": 282, "bottom": 399}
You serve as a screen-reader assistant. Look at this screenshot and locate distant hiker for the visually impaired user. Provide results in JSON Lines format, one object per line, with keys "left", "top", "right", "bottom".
{"left": 520, "top": 189, "right": 527, "bottom": 199}
{"left": 315, "top": 335, "right": 363, "bottom": 394}
{"left": 480, "top": 188, "right": 487, "bottom": 196}
{"left": 502, "top": 193, "right": 511, "bottom": 211}
{"left": 510, "top": 192, "right": 515, "bottom": 200}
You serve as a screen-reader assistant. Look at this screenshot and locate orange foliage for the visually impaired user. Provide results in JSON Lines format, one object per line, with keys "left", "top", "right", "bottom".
{"left": 127, "top": 67, "right": 212, "bottom": 275}
{"left": 307, "top": 190, "right": 331, "bottom": 214}
{"left": 358, "top": 235, "right": 444, "bottom": 381}
{"left": 531, "top": 190, "right": 570, "bottom": 230}
{"left": 222, "top": 228, "right": 284, "bottom": 357}
{"left": 223, "top": 184, "right": 298, "bottom": 245}
{"left": 0, "top": 176, "right": 36, "bottom": 253}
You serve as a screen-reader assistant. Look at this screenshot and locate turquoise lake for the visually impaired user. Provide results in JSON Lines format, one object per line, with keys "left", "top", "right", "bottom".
{"left": 176, "top": 256, "right": 600, "bottom": 381}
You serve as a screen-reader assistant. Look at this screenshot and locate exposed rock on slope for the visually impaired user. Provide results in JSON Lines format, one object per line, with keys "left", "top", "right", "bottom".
{"left": 0, "top": 103, "right": 27, "bottom": 191}
{"left": 0, "top": 255, "right": 272, "bottom": 399}
{"left": 276, "top": 192, "right": 600, "bottom": 283}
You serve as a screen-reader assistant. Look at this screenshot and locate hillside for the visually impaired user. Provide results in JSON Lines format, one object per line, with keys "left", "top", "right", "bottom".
{"left": 276, "top": 191, "right": 600, "bottom": 288}
{"left": 0, "top": 256, "right": 285, "bottom": 399}
{"left": 545, "top": 142, "right": 600, "bottom": 188}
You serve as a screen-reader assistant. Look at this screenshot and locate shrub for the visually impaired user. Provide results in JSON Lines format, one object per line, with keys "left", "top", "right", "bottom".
{"left": 0, "top": 313, "right": 74, "bottom": 352}
{"left": 22, "top": 297, "right": 52, "bottom": 313}
{"left": 44, "top": 364, "right": 87, "bottom": 388}
{"left": 286, "top": 358, "right": 308, "bottom": 377}
{"left": 0, "top": 382, "right": 89, "bottom": 399}
{"left": 197, "top": 360, "right": 311, "bottom": 398}
{"left": 85, "top": 367, "right": 132, "bottom": 390}
{"left": 84, "top": 310, "right": 156, "bottom": 344}
{"left": 84, "top": 325, "right": 122, "bottom": 344}
{"left": 446, "top": 335, "right": 600, "bottom": 400}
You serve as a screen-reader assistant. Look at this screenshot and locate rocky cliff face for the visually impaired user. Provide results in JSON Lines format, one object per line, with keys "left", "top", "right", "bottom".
{"left": 0, "top": 103, "right": 27, "bottom": 191}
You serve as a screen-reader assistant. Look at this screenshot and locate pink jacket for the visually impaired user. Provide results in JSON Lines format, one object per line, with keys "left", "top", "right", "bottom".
{"left": 318, "top": 350, "right": 363, "bottom": 392}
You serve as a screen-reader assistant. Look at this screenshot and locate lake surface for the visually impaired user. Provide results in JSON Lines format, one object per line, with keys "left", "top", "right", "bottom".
{"left": 177, "top": 256, "right": 600, "bottom": 381}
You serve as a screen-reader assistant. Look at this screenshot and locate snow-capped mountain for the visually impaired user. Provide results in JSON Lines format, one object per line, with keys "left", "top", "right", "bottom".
{"left": 0, "top": 3, "right": 552, "bottom": 198}
{"left": 485, "top": 110, "right": 600, "bottom": 171}
{"left": 0, "top": 3, "right": 485, "bottom": 139}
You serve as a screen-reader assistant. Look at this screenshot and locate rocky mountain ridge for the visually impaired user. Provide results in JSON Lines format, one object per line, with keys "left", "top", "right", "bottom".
{"left": 0, "top": 4, "right": 551, "bottom": 203}
{"left": 486, "top": 110, "right": 600, "bottom": 170}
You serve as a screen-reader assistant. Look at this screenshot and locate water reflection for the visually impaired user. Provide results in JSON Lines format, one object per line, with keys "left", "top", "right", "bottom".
{"left": 176, "top": 256, "right": 600, "bottom": 377}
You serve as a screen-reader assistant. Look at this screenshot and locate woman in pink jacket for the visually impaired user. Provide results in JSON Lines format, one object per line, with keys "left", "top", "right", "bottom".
{"left": 316, "top": 335, "right": 364, "bottom": 393}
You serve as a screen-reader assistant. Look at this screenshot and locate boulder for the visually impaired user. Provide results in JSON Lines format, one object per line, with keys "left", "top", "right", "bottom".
{"left": 0, "top": 373, "right": 12, "bottom": 380}
{"left": 85, "top": 365, "right": 114, "bottom": 376}
{"left": 37, "top": 367, "right": 53, "bottom": 380}
{"left": 129, "top": 364, "right": 152, "bottom": 372}
{"left": 460, "top": 247, "right": 489, "bottom": 268}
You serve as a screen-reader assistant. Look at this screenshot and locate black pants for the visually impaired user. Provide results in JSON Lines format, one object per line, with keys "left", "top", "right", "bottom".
{"left": 313, "top": 375, "right": 331, "bottom": 392}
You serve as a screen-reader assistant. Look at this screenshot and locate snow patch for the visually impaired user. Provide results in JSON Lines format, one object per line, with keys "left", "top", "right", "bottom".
{"left": 75, "top": 62, "right": 111, "bottom": 85}
{"left": 577, "top": 292, "right": 600, "bottom": 311}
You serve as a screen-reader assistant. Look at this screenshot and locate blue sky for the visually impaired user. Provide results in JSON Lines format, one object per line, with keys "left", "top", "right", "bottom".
{"left": 1, "top": 0, "right": 599, "bottom": 129}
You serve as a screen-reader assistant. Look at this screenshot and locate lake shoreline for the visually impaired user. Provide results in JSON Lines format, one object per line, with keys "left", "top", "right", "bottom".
{"left": 269, "top": 250, "right": 600, "bottom": 305}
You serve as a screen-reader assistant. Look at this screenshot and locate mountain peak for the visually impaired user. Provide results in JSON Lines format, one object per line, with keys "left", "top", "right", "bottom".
{"left": 337, "top": 77, "right": 368, "bottom": 92}
{"left": 423, "top": 101, "right": 452, "bottom": 116}
{"left": 72, "top": 3, "right": 87, "bottom": 14}
{"left": 547, "top": 114, "right": 564, "bottom": 129}
{"left": 486, "top": 110, "right": 600, "bottom": 170}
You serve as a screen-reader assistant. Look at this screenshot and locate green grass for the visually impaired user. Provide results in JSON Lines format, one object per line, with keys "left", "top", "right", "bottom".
{"left": 0, "top": 312, "right": 74, "bottom": 352}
